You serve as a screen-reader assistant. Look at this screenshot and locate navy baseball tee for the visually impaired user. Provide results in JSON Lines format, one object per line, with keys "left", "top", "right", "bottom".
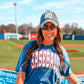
{"left": 16, "top": 40, "right": 72, "bottom": 84}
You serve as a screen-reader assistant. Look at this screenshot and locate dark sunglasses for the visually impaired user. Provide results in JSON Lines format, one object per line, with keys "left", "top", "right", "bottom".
{"left": 42, "top": 24, "right": 57, "bottom": 30}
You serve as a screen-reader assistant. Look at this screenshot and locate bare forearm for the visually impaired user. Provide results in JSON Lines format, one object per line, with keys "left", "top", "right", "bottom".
{"left": 16, "top": 71, "right": 26, "bottom": 84}
{"left": 65, "top": 73, "right": 80, "bottom": 84}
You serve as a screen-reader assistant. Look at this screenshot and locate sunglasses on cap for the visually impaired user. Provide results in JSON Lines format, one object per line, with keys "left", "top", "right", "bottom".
{"left": 42, "top": 24, "right": 57, "bottom": 30}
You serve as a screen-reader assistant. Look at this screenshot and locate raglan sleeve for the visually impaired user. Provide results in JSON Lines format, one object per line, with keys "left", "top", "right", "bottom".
{"left": 15, "top": 41, "right": 33, "bottom": 72}
{"left": 60, "top": 46, "right": 72, "bottom": 76}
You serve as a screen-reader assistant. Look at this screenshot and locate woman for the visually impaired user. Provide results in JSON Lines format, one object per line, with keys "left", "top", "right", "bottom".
{"left": 16, "top": 11, "right": 80, "bottom": 84}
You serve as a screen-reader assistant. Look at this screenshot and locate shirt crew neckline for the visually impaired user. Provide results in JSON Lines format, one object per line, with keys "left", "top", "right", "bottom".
{"left": 41, "top": 44, "right": 53, "bottom": 47}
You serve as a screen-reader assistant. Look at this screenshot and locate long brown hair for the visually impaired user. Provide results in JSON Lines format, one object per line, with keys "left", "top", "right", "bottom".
{"left": 25, "top": 25, "right": 65, "bottom": 71}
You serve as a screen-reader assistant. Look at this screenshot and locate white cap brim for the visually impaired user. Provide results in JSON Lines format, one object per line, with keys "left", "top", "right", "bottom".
{"left": 40, "top": 19, "right": 58, "bottom": 28}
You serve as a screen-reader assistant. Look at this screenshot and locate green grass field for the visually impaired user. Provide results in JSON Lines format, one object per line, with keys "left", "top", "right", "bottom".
{"left": 0, "top": 40, "right": 84, "bottom": 72}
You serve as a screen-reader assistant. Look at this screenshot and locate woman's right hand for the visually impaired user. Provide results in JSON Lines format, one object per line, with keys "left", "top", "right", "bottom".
{"left": 16, "top": 71, "right": 26, "bottom": 84}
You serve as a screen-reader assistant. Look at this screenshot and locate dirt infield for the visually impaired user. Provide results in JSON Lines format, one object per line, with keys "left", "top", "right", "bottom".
{"left": 0, "top": 67, "right": 15, "bottom": 71}
{"left": 69, "top": 57, "right": 84, "bottom": 60}
{"left": 74, "top": 72, "right": 84, "bottom": 75}
{"left": 16, "top": 44, "right": 24, "bottom": 49}
{"left": 66, "top": 49, "right": 78, "bottom": 52}
{"left": 61, "top": 44, "right": 84, "bottom": 47}
{"left": 16, "top": 44, "right": 79, "bottom": 52}
{"left": 15, "top": 44, "right": 84, "bottom": 60}
{"left": 0, "top": 40, "right": 2, "bottom": 42}
{"left": 16, "top": 44, "right": 84, "bottom": 49}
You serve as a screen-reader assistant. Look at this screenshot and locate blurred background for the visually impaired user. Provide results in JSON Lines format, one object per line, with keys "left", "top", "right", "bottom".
{"left": 0, "top": 0, "right": 84, "bottom": 84}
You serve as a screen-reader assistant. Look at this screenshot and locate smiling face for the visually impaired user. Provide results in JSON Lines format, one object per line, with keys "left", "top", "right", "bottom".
{"left": 42, "top": 22, "right": 58, "bottom": 45}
